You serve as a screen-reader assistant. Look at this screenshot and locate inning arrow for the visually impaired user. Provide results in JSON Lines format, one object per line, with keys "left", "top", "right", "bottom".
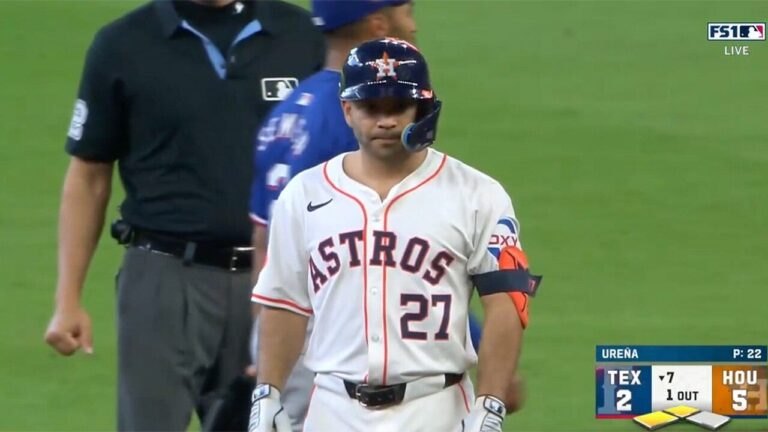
{"left": 659, "top": 375, "right": 665, "bottom": 381}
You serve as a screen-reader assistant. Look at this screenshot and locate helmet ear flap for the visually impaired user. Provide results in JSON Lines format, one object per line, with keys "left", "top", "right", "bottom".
{"left": 415, "top": 99, "right": 432, "bottom": 121}
{"left": 401, "top": 99, "right": 442, "bottom": 152}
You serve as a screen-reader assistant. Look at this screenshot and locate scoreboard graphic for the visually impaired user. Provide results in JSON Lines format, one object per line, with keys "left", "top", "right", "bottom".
{"left": 595, "top": 345, "right": 767, "bottom": 430}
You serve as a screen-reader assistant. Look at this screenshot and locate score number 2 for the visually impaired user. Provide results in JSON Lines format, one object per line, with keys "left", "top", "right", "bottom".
{"left": 616, "top": 389, "right": 632, "bottom": 411}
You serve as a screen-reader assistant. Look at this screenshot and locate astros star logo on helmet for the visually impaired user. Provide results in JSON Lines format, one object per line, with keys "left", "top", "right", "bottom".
{"left": 372, "top": 52, "right": 399, "bottom": 80}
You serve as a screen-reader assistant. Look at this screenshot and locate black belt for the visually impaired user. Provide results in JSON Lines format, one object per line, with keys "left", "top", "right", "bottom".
{"left": 130, "top": 230, "right": 253, "bottom": 271}
{"left": 343, "top": 373, "right": 463, "bottom": 408}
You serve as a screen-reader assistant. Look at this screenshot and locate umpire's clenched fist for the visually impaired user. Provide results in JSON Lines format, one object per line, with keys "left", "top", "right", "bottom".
{"left": 45, "top": 305, "right": 94, "bottom": 355}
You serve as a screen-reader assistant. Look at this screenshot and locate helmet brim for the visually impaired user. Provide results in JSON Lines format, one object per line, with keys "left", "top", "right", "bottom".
{"left": 340, "top": 81, "right": 434, "bottom": 101}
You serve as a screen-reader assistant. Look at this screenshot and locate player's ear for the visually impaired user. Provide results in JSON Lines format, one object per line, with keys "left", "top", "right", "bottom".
{"left": 341, "top": 101, "right": 353, "bottom": 126}
{"left": 366, "top": 12, "right": 390, "bottom": 38}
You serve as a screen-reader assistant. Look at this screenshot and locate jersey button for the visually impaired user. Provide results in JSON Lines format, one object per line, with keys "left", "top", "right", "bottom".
{"left": 371, "top": 288, "right": 378, "bottom": 296}
{"left": 371, "top": 335, "right": 381, "bottom": 343}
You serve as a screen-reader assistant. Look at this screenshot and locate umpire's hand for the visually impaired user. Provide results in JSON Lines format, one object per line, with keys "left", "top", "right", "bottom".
{"left": 45, "top": 305, "right": 94, "bottom": 355}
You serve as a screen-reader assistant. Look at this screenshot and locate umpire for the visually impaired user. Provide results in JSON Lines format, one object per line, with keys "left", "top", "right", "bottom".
{"left": 44, "top": 0, "right": 323, "bottom": 430}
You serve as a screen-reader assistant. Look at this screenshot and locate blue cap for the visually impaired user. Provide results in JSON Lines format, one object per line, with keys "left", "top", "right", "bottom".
{"left": 311, "top": 0, "right": 409, "bottom": 32}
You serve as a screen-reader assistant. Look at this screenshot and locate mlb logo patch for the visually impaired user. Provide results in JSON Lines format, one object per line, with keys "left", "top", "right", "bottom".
{"left": 261, "top": 78, "right": 299, "bottom": 101}
{"left": 708, "top": 23, "right": 765, "bottom": 41}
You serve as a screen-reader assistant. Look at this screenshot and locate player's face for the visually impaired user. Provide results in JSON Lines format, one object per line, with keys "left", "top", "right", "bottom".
{"left": 343, "top": 98, "right": 418, "bottom": 160}
{"left": 385, "top": 3, "right": 417, "bottom": 43}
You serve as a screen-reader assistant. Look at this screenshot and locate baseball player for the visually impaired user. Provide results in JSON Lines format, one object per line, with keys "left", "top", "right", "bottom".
{"left": 251, "top": 0, "right": 483, "bottom": 350}
{"left": 249, "top": 38, "right": 540, "bottom": 432}
{"left": 248, "top": 2, "right": 416, "bottom": 430}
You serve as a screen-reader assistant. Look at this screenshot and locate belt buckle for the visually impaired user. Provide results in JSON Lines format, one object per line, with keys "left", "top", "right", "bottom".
{"left": 354, "top": 384, "right": 370, "bottom": 407}
{"left": 229, "top": 247, "right": 253, "bottom": 271}
{"left": 354, "top": 384, "right": 398, "bottom": 409}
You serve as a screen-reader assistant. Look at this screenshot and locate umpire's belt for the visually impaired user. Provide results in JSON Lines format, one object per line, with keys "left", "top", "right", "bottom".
{"left": 130, "top": 230, "right": 253, "bottom": 271}
{"left": 331, "top": 373, "right": 463, "bottom": 408}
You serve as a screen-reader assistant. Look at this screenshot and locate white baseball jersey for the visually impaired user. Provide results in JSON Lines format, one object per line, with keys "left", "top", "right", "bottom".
{"left": 252, "top": 148, "right": 521, "bottom": 386}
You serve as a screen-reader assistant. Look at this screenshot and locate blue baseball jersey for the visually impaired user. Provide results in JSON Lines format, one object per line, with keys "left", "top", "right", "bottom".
{"left": 249, "top": 69, "right": 358, "bottom": 226}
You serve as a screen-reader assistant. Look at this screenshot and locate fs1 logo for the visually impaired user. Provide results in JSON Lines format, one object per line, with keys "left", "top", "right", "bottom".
{"left": 708, "top": 23, "right": 765, "bottom": 41}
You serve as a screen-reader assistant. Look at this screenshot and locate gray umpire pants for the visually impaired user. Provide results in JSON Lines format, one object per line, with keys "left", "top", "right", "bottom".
{"left": 116, "top": 247, "right": 252, "bottom": 431}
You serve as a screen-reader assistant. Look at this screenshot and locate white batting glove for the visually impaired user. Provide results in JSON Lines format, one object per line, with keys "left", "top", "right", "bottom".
{"left": 462, "top": 395, "right": 506, "bottom": 432}
{"left": 248, "top": 384, "right": 292, "bottom": 432}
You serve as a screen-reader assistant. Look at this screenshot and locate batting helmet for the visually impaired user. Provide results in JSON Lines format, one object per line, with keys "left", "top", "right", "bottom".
{"left": 340, "top": 38, "right": 442, "bottom": 152}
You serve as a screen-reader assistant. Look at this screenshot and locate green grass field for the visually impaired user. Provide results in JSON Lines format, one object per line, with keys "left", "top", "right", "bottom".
{"left": 1, "top": 1, "right": 766, "bottom": 430}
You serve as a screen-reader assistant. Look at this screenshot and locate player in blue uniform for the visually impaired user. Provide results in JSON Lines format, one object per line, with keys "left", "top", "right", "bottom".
{"left": 248, "top": 70, "right": 347, "bottom": 230}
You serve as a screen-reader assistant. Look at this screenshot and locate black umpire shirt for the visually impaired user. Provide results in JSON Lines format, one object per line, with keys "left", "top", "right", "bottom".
{"left": 65, "top": 0, "right": 324, "bottom": 245}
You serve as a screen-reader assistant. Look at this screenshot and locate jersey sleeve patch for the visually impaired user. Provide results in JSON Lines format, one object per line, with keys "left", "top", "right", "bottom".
{"left": 487, "top": 216, "right": 520, "bottom": 258}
